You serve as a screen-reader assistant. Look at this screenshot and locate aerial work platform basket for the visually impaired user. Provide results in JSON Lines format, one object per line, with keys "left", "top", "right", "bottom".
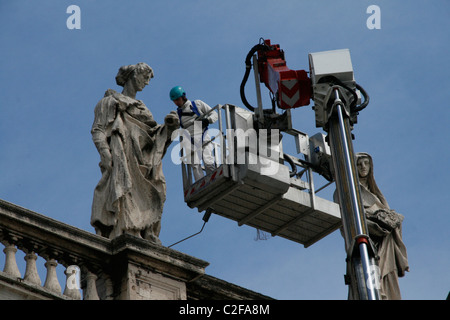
{"left": 178, "top": 104, "right": 341, "bottom": 247}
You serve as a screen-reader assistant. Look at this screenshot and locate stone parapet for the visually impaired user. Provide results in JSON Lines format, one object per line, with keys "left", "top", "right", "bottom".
{"left": 0, "top": 199, "right": 271, "bottom": 300}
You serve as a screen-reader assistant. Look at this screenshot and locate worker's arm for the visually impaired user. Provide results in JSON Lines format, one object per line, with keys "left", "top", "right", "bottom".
{"left": 195, "top": 100, "right": 218, "bottom": 124}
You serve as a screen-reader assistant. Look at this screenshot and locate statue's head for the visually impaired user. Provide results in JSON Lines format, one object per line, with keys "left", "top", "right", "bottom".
{"left": 356, "top": 152, "right": 372, "bottom": 179}
{"left": 115, "top": 62, "right": 154, "bottom": 92}
{"left": 355, "top": 152, "right": 390, "bottom": 209}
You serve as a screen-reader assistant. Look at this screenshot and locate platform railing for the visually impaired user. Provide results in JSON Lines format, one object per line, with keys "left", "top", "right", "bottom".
{"left": 178, "top": 103, "right": 334, "bottom": 201}
{"left": 179, "top": 103, "right": 229, "bottom": 189}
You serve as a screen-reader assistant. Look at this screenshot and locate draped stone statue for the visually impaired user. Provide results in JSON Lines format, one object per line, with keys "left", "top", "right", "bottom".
{"left": 353, "top": 152, "right": 409, "bottom": 299}
{"left": 90, "top": 63, "right": 179, "bottom": 243}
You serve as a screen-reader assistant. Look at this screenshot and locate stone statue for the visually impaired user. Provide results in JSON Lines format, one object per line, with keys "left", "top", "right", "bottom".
{"left": 354, "top": 152, "right": 409, "bottom": 299}
{"left": 90, "top": 62, "right": 179, "bottom": 243}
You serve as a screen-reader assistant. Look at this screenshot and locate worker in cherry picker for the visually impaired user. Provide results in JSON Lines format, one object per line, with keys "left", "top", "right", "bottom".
{"left": 170, "top": 86, "right": 218, "bottom": 181}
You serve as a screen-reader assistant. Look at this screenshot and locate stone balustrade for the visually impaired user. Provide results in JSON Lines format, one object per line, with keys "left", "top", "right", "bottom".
{"left": 0, "top": 199, "right": 114, "bottom": 300}
{"left": 0, "top": 198, "right": 212, "bottom": 300}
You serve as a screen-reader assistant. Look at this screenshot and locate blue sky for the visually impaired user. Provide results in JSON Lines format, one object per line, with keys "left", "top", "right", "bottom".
{"left": 1, "top": 0, "right": 449, "bottom": 300}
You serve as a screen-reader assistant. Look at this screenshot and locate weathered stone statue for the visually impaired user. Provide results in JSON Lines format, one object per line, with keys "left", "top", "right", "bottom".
{"left": 355, "top": 152, "right": 409, "bottom": 299}
{"left": 90, "top": 63, "right": 179, "bottom": 243}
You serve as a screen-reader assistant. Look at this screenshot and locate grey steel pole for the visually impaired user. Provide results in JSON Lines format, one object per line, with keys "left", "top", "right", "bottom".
{"left": 328, "top": 88, "right": 380, "bottom": 300}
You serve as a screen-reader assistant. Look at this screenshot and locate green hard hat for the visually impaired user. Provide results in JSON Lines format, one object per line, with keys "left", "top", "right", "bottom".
{"left": 170, "top": 86, "right": 186, "bottom": 100}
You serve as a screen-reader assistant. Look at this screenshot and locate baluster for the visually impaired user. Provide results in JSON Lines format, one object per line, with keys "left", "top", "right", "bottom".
{"left": 83, "top": 270, "right": 100, "bottom": 300}
{"left": 43, "top": 258, "right": 61, "bottom": 293}
{"left": 2, "top": 242, "right": 21, "bottom": 278}
{"left": 104, "top": 276, "right": 114, "bottom": 300}
{"left": 23, "top": 251, "right": 41, "bottom": 285}
{"left": 63, "top": 265, "right": 81, "bottom": 299}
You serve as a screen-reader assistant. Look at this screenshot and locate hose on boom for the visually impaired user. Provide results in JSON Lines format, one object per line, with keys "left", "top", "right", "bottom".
{"left": 240, "top": 38, "right": 271, "bottom": 112}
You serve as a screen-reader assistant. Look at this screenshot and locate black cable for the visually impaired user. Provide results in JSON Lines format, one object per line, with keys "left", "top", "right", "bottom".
{"left": 240, "top": 40, "right": 271, "bottom": 111}
{"left": 283, "top": 154, "right": 297, "bottom": 177}
{"left": 167, "top": 221, "right": 207, "bottom": 248}
{"left": 167, "top": 209, "right": 212, "bottom": 248}
{"left": 354, "top": 83, "right": 369, "bottom": 112}
{"left": 285, "top": 153, "right": 333, "bottom": 182}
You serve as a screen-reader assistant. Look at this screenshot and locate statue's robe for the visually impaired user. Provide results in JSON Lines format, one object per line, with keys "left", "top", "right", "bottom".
{"left": 359, "top": 185, "right": 409, "bottom": 300}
